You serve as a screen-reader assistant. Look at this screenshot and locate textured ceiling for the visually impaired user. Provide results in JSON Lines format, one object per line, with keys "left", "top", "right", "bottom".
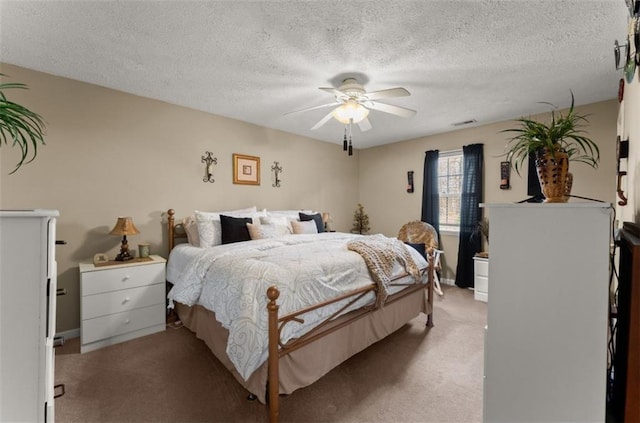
{"left": 0, "top": 0, "right": 629, "bottom": 149}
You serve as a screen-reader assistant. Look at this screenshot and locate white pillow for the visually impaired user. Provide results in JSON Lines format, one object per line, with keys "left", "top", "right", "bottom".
{"left": 260, "top": 215, "right": 292, "bottom": 234}
{"left": 247, "top": 223, "right": 290, "bottom": 240}
{"left": 195, "top": 207, "right": 258, "bottom": 248}
{"left": 268, "top": 209, "right": 315, "bottom": 219}
{"left": 291, "top": 220, "right": 318, "bottom": 235}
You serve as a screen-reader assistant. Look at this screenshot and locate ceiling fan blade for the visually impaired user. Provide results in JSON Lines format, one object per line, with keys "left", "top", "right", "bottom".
{"left": 284, "top": 102, "right": 338, "bottom": 116}
{"left": 365, "top": 87, "right": 410, "bottom": 100}
{"left": 358, "top": 118, "right": 372, "bottom": 132}
{"left": 319, "top": 87, "right": 346, "bottom": 98}
{"left": 366, "top": 101, "right": 416, "bottom": 118}
{"left": 310, "top": 110, "right": 335, "bottom": 130}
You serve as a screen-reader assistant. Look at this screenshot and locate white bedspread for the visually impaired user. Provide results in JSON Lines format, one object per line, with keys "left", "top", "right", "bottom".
{"left": 167, "top": 232, "right": 427, "bottom": 380}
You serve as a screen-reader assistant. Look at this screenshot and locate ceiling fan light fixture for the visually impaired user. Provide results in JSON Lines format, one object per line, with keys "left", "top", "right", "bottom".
{"left": 331, "top": 100, "right": 369, "bottom": 124}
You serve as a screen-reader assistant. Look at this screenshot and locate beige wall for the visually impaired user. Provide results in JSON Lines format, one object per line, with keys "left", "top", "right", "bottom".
{"left": 0, "top": 64, "right": 359, "bottom": 332}
{"left": 0, "top": 63, "right": 620, "bottom": 331}
{"left": 359, "top": 99, "right": 618, "bottom": 282}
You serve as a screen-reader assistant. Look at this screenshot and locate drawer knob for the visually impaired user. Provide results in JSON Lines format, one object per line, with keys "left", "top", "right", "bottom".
{"left": 122, "top": 275, "right": 131, "bottom": 282}
{"left": 125, "top": 319, "right": 131, "bottom": 324}
{"left": 122, "top": 297, "right": 130, "bottom": 304}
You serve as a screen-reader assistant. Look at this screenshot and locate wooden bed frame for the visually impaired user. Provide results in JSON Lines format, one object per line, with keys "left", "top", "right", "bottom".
{"left": 166, "top": 209, "right": 434, "bottom": 422}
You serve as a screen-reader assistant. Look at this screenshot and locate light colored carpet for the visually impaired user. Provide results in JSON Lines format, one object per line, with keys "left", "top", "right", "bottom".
{"left": 55, "top": 285, "right": 486, "bottom": 422}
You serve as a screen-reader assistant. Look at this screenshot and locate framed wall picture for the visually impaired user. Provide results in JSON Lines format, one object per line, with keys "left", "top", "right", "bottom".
{"left": 233, "top": 153, "right": 260, "bottom": 185}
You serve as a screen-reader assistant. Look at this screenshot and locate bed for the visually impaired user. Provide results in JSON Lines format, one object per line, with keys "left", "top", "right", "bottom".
{"left": 165, "top": 208, "right": 434, "bottom": 422}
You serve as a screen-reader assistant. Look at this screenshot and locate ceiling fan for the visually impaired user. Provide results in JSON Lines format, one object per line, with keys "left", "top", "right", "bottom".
{"left": 287, "top": 78, "right": 416, "bottom": 132}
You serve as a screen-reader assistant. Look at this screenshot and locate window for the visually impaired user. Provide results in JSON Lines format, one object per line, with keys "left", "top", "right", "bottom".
{"left": 438, "top": 150, "right": 463, "bottom": 232}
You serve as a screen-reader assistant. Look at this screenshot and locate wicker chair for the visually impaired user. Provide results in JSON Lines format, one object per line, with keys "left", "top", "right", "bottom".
{"left": 397, "top": 220, "right": 444, "bottom": 295}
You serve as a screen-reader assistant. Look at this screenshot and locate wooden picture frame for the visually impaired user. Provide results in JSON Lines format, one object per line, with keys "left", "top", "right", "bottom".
{"left": 233, "top": 153, "right": 260, "bottom": 185}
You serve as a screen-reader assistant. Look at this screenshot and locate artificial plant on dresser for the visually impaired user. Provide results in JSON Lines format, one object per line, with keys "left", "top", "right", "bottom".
{"left": 502, "top": 92, "right": 600, "bottom": 202}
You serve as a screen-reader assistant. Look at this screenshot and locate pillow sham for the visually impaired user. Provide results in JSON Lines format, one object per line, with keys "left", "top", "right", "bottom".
{"left": 259, "top": 215, "right": 292, "bottom": 234}
{"left": 182, "top": 215, "right": 200, "bottom": 247}
{"left": 247, "top": 223, "right": 290, "bottom": 240}
{"left": 291, "top": 220, "right": 319, "bottom": 235}
{"left": 195, "top": 207, "right": 258, "bottom": 248}
{"left": 220, "top": 215, "right": 253, "bottom": 244}
{"left": 299, "top": 212, "right": 324, "bottom": 233}
{"left": 268, "top": 209, "right": 315, "bottom": 216}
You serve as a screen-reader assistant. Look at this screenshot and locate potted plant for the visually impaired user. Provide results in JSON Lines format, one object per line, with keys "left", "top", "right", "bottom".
{"left": 502, "top": 92, "right": 599, "bottom": 202}
{"left": 0, "top": 74, "right": 46, "bottom": 174}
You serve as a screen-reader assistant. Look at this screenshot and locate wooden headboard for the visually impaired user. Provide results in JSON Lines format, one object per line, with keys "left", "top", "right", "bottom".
{"left": 167, "top": 209, "right": 188, "bottom": 252}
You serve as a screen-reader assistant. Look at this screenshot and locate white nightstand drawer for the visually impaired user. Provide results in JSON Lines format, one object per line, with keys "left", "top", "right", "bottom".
{"left": 81, "top": 262, "right": 165, "bottom": 296}
{"left": 474, "top": 258, "right": 488, "bottom": 277}
{"left": 476, "top": 275, "right": 488, "bottom": 294}
{"left": 82, "top": 283, "right": 165, "bottom": 320}
{"left": 82, "top": 304, "right": 165, "bottom": 344}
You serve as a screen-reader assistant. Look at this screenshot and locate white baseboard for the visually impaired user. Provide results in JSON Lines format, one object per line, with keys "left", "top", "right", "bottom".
{"left": 55, "top": 328, "right": 80, "bottom": 341}
{"left": 441, "top": 278, "right": 455, "bottom": 286}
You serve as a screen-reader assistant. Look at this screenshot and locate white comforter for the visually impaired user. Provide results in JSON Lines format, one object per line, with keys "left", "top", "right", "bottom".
{"left": 167, "top": 232, "right": 427, "bottom": 380}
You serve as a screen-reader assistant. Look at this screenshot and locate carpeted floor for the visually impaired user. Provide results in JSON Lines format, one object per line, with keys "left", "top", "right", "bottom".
{"left": 55, "top": 285, "right": 486, "bottom": 422}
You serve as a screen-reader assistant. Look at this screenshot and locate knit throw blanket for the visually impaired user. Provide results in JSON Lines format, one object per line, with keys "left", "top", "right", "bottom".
{"left": 347, "top": 234, "right": 422, "bottom": 307}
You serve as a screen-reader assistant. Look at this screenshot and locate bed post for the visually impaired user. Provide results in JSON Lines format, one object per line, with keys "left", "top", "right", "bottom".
{"left": 427, "top": 250, "right": 434, "bottom": 327}
{"left": 267, "top": 286, "right": 280, "bottom": 423}
{"left": 168, "top": 209, "right": 175, "bottom": 252}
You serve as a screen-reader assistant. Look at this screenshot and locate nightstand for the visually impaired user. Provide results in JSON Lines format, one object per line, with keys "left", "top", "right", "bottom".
{"left": 79, "top": 255, "right": 166, "bottom": 353}
{"left": 473, "top": 255, "right": 488, "bottom": 302}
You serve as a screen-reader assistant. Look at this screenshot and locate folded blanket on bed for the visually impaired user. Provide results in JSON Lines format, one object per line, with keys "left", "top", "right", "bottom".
{"left": 347, "top": 234, "right": 422, "bottom": 307}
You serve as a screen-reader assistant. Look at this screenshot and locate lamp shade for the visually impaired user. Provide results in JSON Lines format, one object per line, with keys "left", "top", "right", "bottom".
{"left": 331, "top": 100, "right": 369, "bottom": 124}
{"left": 109, "top": 217, "right": 140, "bottom": 236}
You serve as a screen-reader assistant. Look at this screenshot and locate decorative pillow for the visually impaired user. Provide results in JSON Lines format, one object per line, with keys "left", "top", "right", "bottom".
{"left": 247, "top": 223, "right": 290, "bottom": 240}
{"left": 268, "top": 209, "right": 315, "bottom": 216}
{"left": 259, "top": 215, "right": 292, "bottom": 234}
{"left": 220, "top": 215, "right": 253, "bottom": 244}
{"left": 291, "top": 220, "right": 319, "bottom": 235}
{"left": 182, "top": 215, "right": 200, "bottom": 247}
{"left": 195, "top": 207, "right": 258, "bottom": 248}
{"left": 299, "top": 212, "right": 324, "bottom": 233}
{"left": 405, "top": 242, "right": 426, "bottom": 259}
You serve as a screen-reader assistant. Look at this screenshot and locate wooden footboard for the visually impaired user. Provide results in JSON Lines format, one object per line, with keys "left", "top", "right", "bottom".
{"left": 266, "top": 253, "right": 434, "bottom": 423}
{"left": 166, "top": 208, "right": 434, "bottom": 423}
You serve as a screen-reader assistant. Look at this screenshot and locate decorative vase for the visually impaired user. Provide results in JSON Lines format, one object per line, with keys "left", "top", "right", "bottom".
{"left": 535, "top": 149, "right": 569, "bottom": 203}
{"left": 564, "top": 172, "right": 573, "bottom": 201}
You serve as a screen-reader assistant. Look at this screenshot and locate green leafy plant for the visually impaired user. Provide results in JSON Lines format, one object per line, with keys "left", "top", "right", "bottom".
{"left": 0, "top": 74, "right": 46, "bottom": 174}
{"left": 502, "top": 92, "right": 599, "bottom": 175}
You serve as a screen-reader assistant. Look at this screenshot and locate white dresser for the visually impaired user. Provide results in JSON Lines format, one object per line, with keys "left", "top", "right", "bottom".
{"left": 482, "top": 203, "right": 611, "bottom": 422}
{"left": 0, "top": 210, "right": 59, "bottom": 422}
{"left": 473, "top": 256, "right": 488, "bottom": 302}
{"left": 79, "top": 255, "right": 166, "bottom": 353}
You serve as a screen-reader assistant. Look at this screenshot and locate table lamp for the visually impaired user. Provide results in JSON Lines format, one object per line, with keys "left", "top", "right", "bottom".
{"left": 109, "top": 216, "right": 140, "bottom": 261}
{"left": 322, "top": 212, "right": 331, "bottom": 232}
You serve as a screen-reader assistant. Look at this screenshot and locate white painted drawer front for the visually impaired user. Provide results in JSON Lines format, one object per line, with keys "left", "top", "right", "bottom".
{"left": 82, "top": 304, "right": 165, "bottom": 344}
{"left": 81, "top": 263, "right": 165, "bottom": 296}
{"left": 476, "top": 275, "right": 488, "bottom": 294}
{"left": 474, "top": 259, "right": 488, "bottom": 277}
{"left": 82, "top": 283, "right": 164, "bottom": 320}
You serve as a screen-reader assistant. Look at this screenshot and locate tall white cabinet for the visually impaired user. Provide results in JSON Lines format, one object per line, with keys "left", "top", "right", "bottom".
{"left": 482, "top": 203, "right": 611, "bottom": 423}
{"left": 0, "top": 210, "right": 59, "bottom": 422}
